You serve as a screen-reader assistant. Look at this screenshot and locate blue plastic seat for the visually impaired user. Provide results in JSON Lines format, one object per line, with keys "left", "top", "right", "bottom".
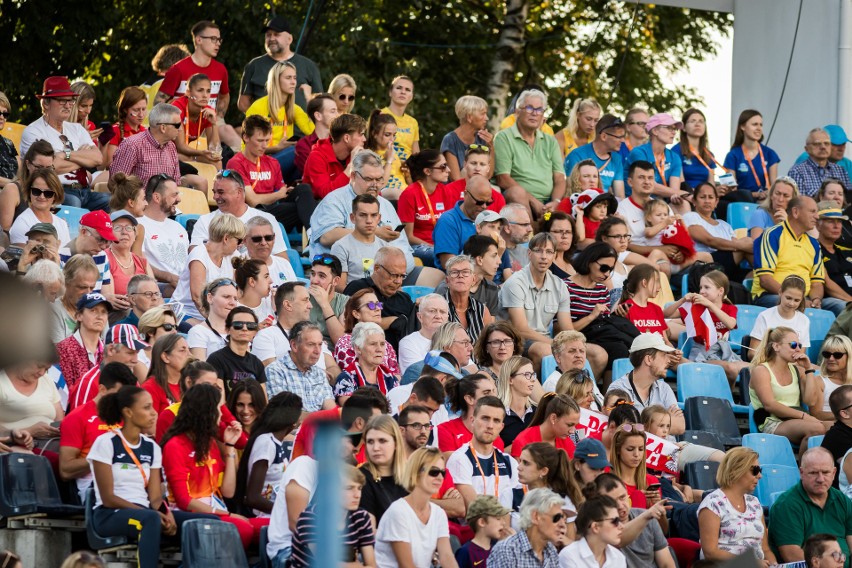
{"left": 743, "top": 433, "right": 797, "bottom": 469}
{"left": 278, "top": 223, "right": 305, "bottom": 279}
{"left": 805, "top": 308, "right": 836, "bottom": 361}
{"left": 727, "top": 202, "right": 759, "bottom": 231}
{"left": 181, "top": 518, "right": 248, "bottom": 567}
{"left": 734, "top": 305, "right": 766, "bottom": 334}
{"left": 743, "top": 278, "right": 754, "bottom": 294}
{"left": 85, "top": 486, "right": 130, "bottom": 550}
{"left": 175, "top": 213, "right": 200, "bottom": 231}
{"left": 677, "top": 363, "right": 749, "bottom": 415}
{"left": 0, "top": 453, "right": 83, "bottom": 518}
{"left": 755, "top": 464, "right": 800, "bottom": 508}
{"left": 683, "top": 461, "right": 720, "bottom": 491}
{"left": 611, "top": 358, "right": 633, "bottom": 381}
{"left": 808, "top": 435, "right": 825, "bottom": 449}
{"left": 401, "top": 285, "right": 434, "bottom": 301}
{"left": 55, "top": 205, "right": 88, "bottom": 236}
{"left": 541, "top": 356, "right": 556, "bottom": 383}
{"left": 259, "top": 525, "right": 272, "bottom": 568}
{"left": 684, "top": 396, "right": 742, "bottom": 447}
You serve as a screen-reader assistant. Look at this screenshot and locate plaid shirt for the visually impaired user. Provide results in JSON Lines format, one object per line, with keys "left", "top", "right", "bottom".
{"left": 109, "top": 130, "right": 181, "bottom": 187}
{"left": 265, "top": 352, "right": 334, "bottom": 412}
{"left": 788, "top": 157, "right": 852, "bottom": 197}
{"left": 486, "top": 529, "right": 560, "bottom": 568}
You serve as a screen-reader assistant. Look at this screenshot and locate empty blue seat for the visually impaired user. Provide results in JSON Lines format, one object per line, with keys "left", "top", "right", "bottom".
{"left": 727, "top": 202, "right": 759, "bottom": 231}
{"left": 181, "top": 518, "right": 248, "bottom": 567}
{"left": 684, "top": 396, "right": 742, "bottom": 447}
{"left": 279, "top": 223, "right": 305, "bottom": 279}
{"left": 743, "top": 433, "right": 797, "bottom": 469}
{"left": 55, "top": 205, "right": 88, "bottom": 236}
{"left": 808, "top": 435, "right": 826, "bottom": 449}
{"left": 541, "top": 356, "right": 556, "bottom": 383}
{"left": 259, "top": 525, "right": 271, "bottom": 568}
{"left": 611, "top": 358, "right": 633, "bottom": 381}
{"left": 677, "top": 430, "right": 725, "bottom": 451}
{"left": 805, "top": 308, "right": 836, "bottom": 361}
{"left": 734, "top": 305, "right": 766, "bottom": 335}
{"left": 755, "top": 464, "right": 800, "bottom": 508}
{"left": 0, "top": 453, "right": 83, "bottom": 518}
{"left": 402, "top": 286, "right": 434, "bottom": 301}
{"left": 677, "top": 363, "right": 749, "bottom": 415}
{"left": 684, "top": 461, "right": 720, "bottom": 491}
{"left": 176, "top": 213, "right": 200, "bottom": 230}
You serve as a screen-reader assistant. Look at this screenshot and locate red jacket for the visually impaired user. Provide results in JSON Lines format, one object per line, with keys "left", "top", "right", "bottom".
{"left": 156, "top": 402, "right": 248, "bottom": 449}
{"left": 302, "top": 138, "right": 350, "bottom": 199}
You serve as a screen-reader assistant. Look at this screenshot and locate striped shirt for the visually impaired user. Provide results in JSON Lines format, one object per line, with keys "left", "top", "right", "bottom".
{"left": 59, "top": 250, "right": 111, "bottom": 292}
{"left": 289, "top": 504, "right": 374, "bottom": 568}
{"left": 67, "top": 365, "right": 101, "bottom": 412}
{"left": 443, "top": 289, "right": 486, "bottom": 344}
{"left": 564, "top": 279, "right": 610, "bottom": 321}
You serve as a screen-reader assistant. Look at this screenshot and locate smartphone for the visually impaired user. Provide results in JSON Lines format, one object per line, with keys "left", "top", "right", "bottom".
{"left": 99, "top": 121, "right": 111, "bottom": 130}
{"left": 647, "top": 483, "right": 662, "bottom": 492}
{"left": 393, "top": 224, "right": 405, "bottom": 232}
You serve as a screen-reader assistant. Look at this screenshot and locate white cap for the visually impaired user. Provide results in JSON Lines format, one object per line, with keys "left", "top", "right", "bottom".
{"left": 475, "top": 210, "right": 505, "bottom": 225}
{"left": 629, "top": 332, "right": 676, "bottom": 353}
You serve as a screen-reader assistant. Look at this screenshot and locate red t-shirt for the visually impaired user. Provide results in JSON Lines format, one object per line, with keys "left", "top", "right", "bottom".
{"left": 397, "top": 182, "right": 461, "bottom": 244}
{"left": 436, "top": 417, "right": 505, "bottom": 454}
{"left": 226, "top": 152, "right": 284, "bottom": 195}
{"left": 156, "top": 402, "right": 248, "bottom": 449}
{"left": 291, "top": 407, "right": 343, "bottom": 459}
{"left": 624, "top": 473, "right": 660, "bottom": 509}
{"left": 582, "top": 216, "right": 602, "bottom": 240}
{"left": 172, "top": 96, "right": 213, "bottom": 142}
{"left": 142, "top": 378, "right": 182, "bottom": 415}
{"left": 67, "top": 366, "right": 101, "bottom": 413}
{"left": 159, "top": 56, "right": 230, "bottom": 107}
{"left": 162, "top": 432, "right": 224, "bottom": 511}
{"left": 627, "top": 302, "right": 668, "bottom": 337}
{"left": 108, "top": 123, "right": 146, "bottom": 147}
{"left": 302, "top": 138, "right": 350, "bottom": 199}
{"left": 678, "top": 303, "right": 737, "bottom": 343}
{"left": 508, "top": 425, "right": 576, "bottom": 459}
{"left": 59, "top": 398, "right": 114, "bottom": 459}
{"left": 443, "top": 179, "right": 505, "bottom": 214}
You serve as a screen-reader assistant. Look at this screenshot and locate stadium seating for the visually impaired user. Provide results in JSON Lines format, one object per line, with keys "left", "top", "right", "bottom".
{"left": 402, "top": 285, "right": 434, "bottom": 301}
{"left": 677, "top": 430, "right": 725, "bottom": 452}
{"left": 684, "top": 396, "right": 742, "bottom": 447}
{"left": 683, "top": 461, "right": 720, "bottom": 491}
{"left": 727, "top": 202, "right": 758, "bottom": 231}
{"left": 676, "top": 363, "right": 750, "bottom": 415}
{"left": 743, "top": 433, "right": 797, "bottom": 469}
{"left": 754, "top": 464, "right": 800, "bottom": 508}
{"left": 180, "top": 518, "right": 249, "bottom": 567}
{"left": 0, "top": 453, "right": 83, "bottom": 518}
{"left": 55, "top": 205, "right": 88, "bottom": 236}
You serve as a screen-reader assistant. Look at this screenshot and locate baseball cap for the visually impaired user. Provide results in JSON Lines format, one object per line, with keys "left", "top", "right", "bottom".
{"left": 573, "top": 438, "right": 611, "bottom": 469}
{"left": 475, "top": 210, "right": 506, "bottom": 226}
{"left": 423, "top": 350, "right": 463, "bottom": 379}
{"left": 80, "top": 210, "right": 118, "bottom": 242}
{"left": 596, "top": 114, "right": 626, "bottom": 135}
{"left": 110, "top": 209, "right": 138, "bottom": 226}
{"left": 466, "top": 495, "right": 510, "bottom": 524}
{"left": 263, "top": 15, "right": 291, "bottom": 33}
{"left": 825, "top": 124, "right": 851, "bottom": 146}
{"left": 818, "top": 200, "right": 850, "bottom": 220}
{"left": 76, "top": 292, "right": 113, "bottom": 312}
{"left": 106, "top": 324, "right": 149, "bottom": 351}
{"left": 630, "top": 332, "right": 676, "bottom": 353}
{"left": 645, "top": 113, "right": 683, "bottom": 133}
{"left": 25, "top": 223, "right": 58, "bottom": 239}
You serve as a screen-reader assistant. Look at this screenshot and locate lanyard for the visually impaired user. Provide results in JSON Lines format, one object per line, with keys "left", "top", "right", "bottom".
{"left": 653, "top": 151, "right": 668, "bottom": 183}
{"left": 205, "top": 319, "right": 227, "bottom": 343}
{"left": 689, "top": 145, "right": 715, "bottom": 176}
{"left": 184, "top": 112, "right": 203, "bottom": 149}
{"left": 276, "top": 321, "right": 289, "bottom": 340}
{"left": 742, "top": 144, "right": 768, "bottom": 189}
{"left": 418, "top": 182, "right": 437, "bottom": 225}
{"left": 116, "top": 430, "right": 148, "bottom": 488}
{"left": 596, "top": 156, "right": 612, "bottom": 173}
{"left": 626, "top": 371, "right": 651, "bottom": 408}
{"left": 469, "top": 442, "right": 499, "bottom": 498}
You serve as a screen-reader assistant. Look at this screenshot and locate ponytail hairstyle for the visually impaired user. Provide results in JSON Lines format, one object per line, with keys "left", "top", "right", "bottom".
{"left": 160, "top": 383, "right": 222, "bottom": 461}
{"left": 523, "top": 442, "right": 583, "bottom": 507}
{"left": 700, "top": 269, "right": 732, "bottom": 305}
{"left": 750, "top": 326, "right": 797, "bottom": 367}
{"left": 365, "top": 109, "right": 396, "bottom": 153}
{"left": 231, "top": 257, "right": 266, "bottom": 292}
{"left": 147, "top": 334, "right": 187, "bottom": 404}
{"left": 575, "top": 494, "right": 619, "bottom": 537}
{"left": 107, "top": 172, "right": 144, "bottom": 211}
{"left": 528, "top": 392, "right": 580, "bottom": 429}
{"left": 611, "top": 426, "right": 649, "bottom": 489}
{"left": 404, "top": 149, "right": 443, "bottom": 183}
{"left": 566, "top": 98, "right": 602, "bottom": 140}
{"left": 779, "top": 275, "right": 807, "bottom": 313}
{"left": 444, "top": 373, "right": 491, "bottom": 415}
{"left": 581, "top": 472, "right": 627, "bottom": 505}
{"left": 608, "top": 400, "right": 641, "bottom": 427}
{"left": 620, "top": 264, "right": 660, "bottom": 304}
{"left": 179, "top": 360, "right": 218, "bottom": 395}
{"left": 97, "top": 385, "right": 146, "bottom": 426}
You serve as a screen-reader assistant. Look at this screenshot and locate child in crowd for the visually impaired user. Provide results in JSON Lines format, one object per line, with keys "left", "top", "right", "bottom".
{"left": 454, "top": 495, "right": 510, "bottom": 568}
{"left": 572, "top": 188, "right": 616, "bottom": 250}
{"left": 643, "top": 199, "right": 708, "bottom": 272}
{"left": 672, "top": 270, "right": 747, "bottom": 383}
{"left": 621, "top": 264, "right": 684, "bottom": 347}
{"left": 748, "top": 275, "right": 811, "bottom": 359}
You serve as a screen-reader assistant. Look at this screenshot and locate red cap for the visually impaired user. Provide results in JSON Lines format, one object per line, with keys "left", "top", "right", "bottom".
{"left": 36, "top": 76, "right": 79, "bottom": 99}
{"left": 80, "top": 210, "right": 118, "bottom": 241}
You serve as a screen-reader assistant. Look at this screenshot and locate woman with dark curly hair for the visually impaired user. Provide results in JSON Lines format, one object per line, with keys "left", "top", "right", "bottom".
{"left": 161, "top": 383, "right": 263, "bottom": 549}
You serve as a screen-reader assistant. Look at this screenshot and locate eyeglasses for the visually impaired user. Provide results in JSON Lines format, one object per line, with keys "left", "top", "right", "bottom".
{"left": 113, "top": 224, "right": 136, "bottom": 233}
{"left": 54, "top": 99, "right": 76, "bottom": 107}
{"left": 628, "top": 121, "right": 647, "bottom": 127}
{"left": 403, "top": 422, "right": 432, "bottom": 431}
{"left": 338, "top": 94, "right": 356, "bottom": 102}
{"left": 131, "top": 291, "right": 163, "bottom": 300}
{"left": 598, "top": 516, "right": 623, "bottom": 527}
{"left": 230, "top": 321, "right": 259, "bottom": 331}
{"left": 823, "top": 351, "right": 847, "bottom": 359}
{"left": 251, "top": 234, "right": 275, "bottom": 243}
{"left": 826, "top": 551, "right": 847, "bottom": 563}
{"left": 487, "top": 339, "right": 514, "bottom": 348}
{"left": 512, "top": 371, "right": 537, "bottom": 381}
{"left": 354, "top": 171, "right": 384, "bottom": 185}
{"left": 30, "top": 187, "right": 56, "bottom": 199}
{"left": 430, "top": 163, "right": 450, "bottom": 172}
{"left": 159, "top": 323, "right": 176, "bottom": 332}
{"left": 465, "top": 190, "right": 494, "bottom": 207}
{"left": 657, "top": 125, "right": 678, "bottom": 132}
{"left": 521, "top": 105, "right": 545, "bottom": 115}
{"left": 199, "top": 35, "right": 223, "bottom": 44}
{"left": 358, "top": 301, "right": 383, "bottom": 311}
{"left": 620, "top": 423, "right": 644, "bottom": 433}
{"left": 448, "top": 269, "right": 472, "bottom": 279}
{"left": 606, "top": 234, "right": 632, "bottom": 241}
{"left": 530, "top": 248, "right": 555, "bottom": 257}
{"left": 426, "top": 467, "right": 446, "bottom": 478}
{"left": 0, "top": 111, "right": 10, "bottom": 118}
{"left": 468, "top": 144, "right": 490, "bottom": 152}
{"left": 595, "top": 260, "right": 615, "bottom": 273}
{"left": 750, "top": 465, "right": 762, "bottom": 476}
{"left": 376, "top": 264, "right": 405, "bottom": 281}
{"left": 84, "top": 227, "right": 110, "bottom": 246}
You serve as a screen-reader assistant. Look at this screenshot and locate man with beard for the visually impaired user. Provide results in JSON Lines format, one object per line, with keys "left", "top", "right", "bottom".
{"left": 137, "top": 175, "right": 187, "bottom": 295}
{"left": 238, "top": 16, "right": 323, "bottom": 113}
{"left": 499, "top": 203, "right": 533, "bottom": 272}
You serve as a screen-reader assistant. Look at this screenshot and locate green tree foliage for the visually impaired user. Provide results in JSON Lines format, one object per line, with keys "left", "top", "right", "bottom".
{"left": 0, "top": 0, "right": 731, "bottom": 147}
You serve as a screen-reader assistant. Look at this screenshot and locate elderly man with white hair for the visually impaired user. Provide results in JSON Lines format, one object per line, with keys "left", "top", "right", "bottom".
{"left": 398, "top": 293, "right": 449, "bottom": 375}
{"left": 494, "top": 89, "right": 566, "bottom": 221}
{"left": 487, "top": 488, "right": 565, "bottom": 567}
{"left": 333, "top": 321, "right": 400, "bottom": 405}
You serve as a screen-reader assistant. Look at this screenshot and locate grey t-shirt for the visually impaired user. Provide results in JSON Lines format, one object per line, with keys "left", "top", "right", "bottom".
{"left": 239, "top": 53, "right": 322, "bottom": 111}
{"left": 622, "top": 508, "right": 668, "bottom": 568}
{"left": 439, "top": 130, "right": 488, "bottom": 170}
{"left": 331, "top": 234, "right": 415, "bottom": 281}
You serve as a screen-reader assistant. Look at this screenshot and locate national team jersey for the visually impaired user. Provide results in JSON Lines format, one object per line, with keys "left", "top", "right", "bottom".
{"left": 509, "top": 426, "right": 576, "bottom": 459}
{"left": 87, "top": 430, "right": 160, "bottom": 508}
{"left": 61, "top": 399, "right": 118, "bottom": 498}
{"left": 627, "top": 302, "right": 668, "bottom": 337}
{"left": 159, "top": 57, "right": 230, "bottom": 108}
{"left": 247, "top": 433, "right": 290, "bottom": 518}
{"left": 446, "top": 443, "right": 518, "bottom": 510}
{"left": 436, "top": 417, "right": 506, "bottom": 454}
{"left": 171, "top": 96, "right": 214, "bottom": 143}
{"left": 226, "top": 152, "right": 284, "bottom": 195}
{"left": 397, "top": 182, "right": 461, "bottom": 244}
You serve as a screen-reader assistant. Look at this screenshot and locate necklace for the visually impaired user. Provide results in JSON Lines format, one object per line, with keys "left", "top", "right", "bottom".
{"left": 111, "top": 248, "right": 133, "bottom": 270}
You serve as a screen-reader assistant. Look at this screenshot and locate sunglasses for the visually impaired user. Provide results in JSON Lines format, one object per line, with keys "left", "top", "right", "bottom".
{"left": 359, "top": 301, "right": 383, "bottom": 311}
{"left": 159, "top": 122, "right": 182, "bottom": 129}
{"left": 788, "top": 342, "right": 803, "bottom": 350}
{"left": 0, "top": 111, "right": 10, "bottom": 118}
{"left": 750, "top": 465, "right": 762, "bottom": 476}
{"left": 313, "top": 254, "right": 335, "bottom": 265}
{"left": 426, "top": 467, "right": 446, "bottom": 478}
{"left": 598, "top": 516, "right": 622, "bottom": 527}
{"left": 230, "top": 321, "right": 259, "bottom": 331}
{"left": 159, "top": 323, "right": 176, "bottom": 332}
{"left": 468, "top": 144, "right": 490, "bottom": 152}
{"left": 823, "top": 351, "right": 847, "bottom": 360}
{"left": 430, "top": 163, "right": 450, "bottom": 172}
{"left": 208, "top": 279, "right": 237, "bottom": 293}
{"left": 550, "top": 513, "right": 566, "bottom": 523}
{"left": 621, "top": 423, "right": 644, "bottom": 433}
{"left": 466, "top": 189, "right": 494, "bottom": 207}
{"left": 251, "top": 234, "right": 275, "bottom": 243}
{"left": 572, "top": 369, "right": 592, "bottom": 384}
{"left": 595, "top": 260, "right": 615, "bottom": 273}
{"left": 338, "top": 94, "right": 356, "bottom": 102}
{"left": 30, "top": 187, "right": 56, "bottom": 199}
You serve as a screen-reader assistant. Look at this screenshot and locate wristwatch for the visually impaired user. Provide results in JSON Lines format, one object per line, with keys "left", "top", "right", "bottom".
{"left": 64, "top": 148, "right": 71, "bottom": 160}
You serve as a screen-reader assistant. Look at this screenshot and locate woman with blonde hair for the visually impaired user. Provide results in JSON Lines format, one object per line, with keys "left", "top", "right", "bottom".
{"left": 555, "top": 368, "right": 601, "bottom": 413}
{"left": 812, "top": 335, "right": 852, "bottom": 423}
{"left": 359, "top": 414, "right": 409, "bottom": 524}
{"left": 441, "top": 95, "right": 494, "bottom": 180}
{"left": 748, "top": 177, "right": 799, "bottom": 239}
{"left": 136, "top": 306, "right": 178, "bottom": 377}
{"left": 497, "top": 355, "right": 537, "bottom": 449}
{"left": 59, "top": 551, "right": 104, "bottom": 568}
{"left": 329, "top": 73, "right": 357, "bottom": 114}
{"left": 381, "top": 76, "right": 420, "bottom": 167}
{"left": 555, "top": 98, "right": 602, "bottom": 158}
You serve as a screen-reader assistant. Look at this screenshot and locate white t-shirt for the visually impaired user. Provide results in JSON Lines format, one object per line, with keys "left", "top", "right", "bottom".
{"left": 137, "top": 216, "right": 189, "bottom": 277}
{"left": 0, "top": 371, "right": 60, "bottom": 430}
{"left": 20, "top": 118, "right": 93, "bottom": 186}
{"left": 239, "top": 298, "right": 275, "bottom": 324}
{"left": 267, "top": 456, "right": 318, "bottom": 559}
{"left": 247, "top": 432, "right": 290, "bottom": 518}
{"left": 386, "top": 383, "right": 449, "bottom": 426}
{"left": 10, "top": 209, "right": 71, "bottom": 247}
{"left": 397, "top": 332, "right": 432, "bottom": 375}
{"left": 615, "top": 197, "right": 672, "bottom": 247}
{"left": 683, "top": 212, "right": 736, "bottom": 254}
{"left": 172, "top": 245, "right": 239, "bottom": 320}
{"left": 187, "top": 324, "right": 226, "bottom": 360}
{"left": 375, "top": 499, "right": 449, "bottom": 568}
{"left": 559, "top": 538, "right": 626, "bottom": 568}
{"left": 87, "top": 431, "right": 162, "bottom": 508}
{"left": 446, "top": 444, "right": 519, "bottom": 510}
{"left": 266, "top": 255, "right": 297, "bottom": 287}
{"left": 191, "top": 207, "right": 286, "bottom": 255}
{"left": 750, "top": 307, "right": 811, "bottom": 348}
{"left": 251, "top": 324, "right": 330, "bottom": 368}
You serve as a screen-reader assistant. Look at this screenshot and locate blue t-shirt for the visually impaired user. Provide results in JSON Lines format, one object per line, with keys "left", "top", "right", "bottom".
{"left": 564, "top": 143, "right": 623, "bottom": 193}
{"left": 748, "top": 208, "right": 774, "bottom": 232}
{"left": 672, "top": 144, "right": 717, "bottom": 189}
{"left": 624, "top": 142, "right": 682, "bottom": 196}
{"left": 433, "top": 202, "right": 477, "bottom": 268}
{"left": 722, "top": 144, "right": 780, "bottom": 191}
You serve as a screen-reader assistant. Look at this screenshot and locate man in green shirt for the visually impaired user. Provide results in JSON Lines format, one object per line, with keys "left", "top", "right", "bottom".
{"left": 308, "top": 253, "right": 347, "bottom": 348}
{"left": 769, "top": 447, "right": 852, "bottom": 565}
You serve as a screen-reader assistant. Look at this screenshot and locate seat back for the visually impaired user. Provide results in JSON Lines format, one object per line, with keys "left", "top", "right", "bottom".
{"left": 611, "top": 358, "right": 633, "bottom": 381}
{"left": 259, "top": 525, "right": 272, "bottom": 568}
{"left": 55, "top": 205, "right": 89, "bottom": 237}
{"left": 181, "top": 518, "right": 249, "bottom": 567}
{"left": 734, "top": 304, "right": 766, "bottom": 334}
{"left": 85, "top": 486, "right": 130, "bottom": 550}
{"left": 185, "top": 161, "right": 218, "bottom": 207}
{"left": 684, "top": 397, "right": 742, "bottom": 446}
{"left": 0, "top": 453, "right": 63, "bottom": 517}
{"left": 743, "top": 433, "right": 797, "bottom": 469}
{"left": 177, "top": 187, "right": 211, "bottom": 215}
{"left": 2, "top": 122, "right": 25, "bottom": 152}
{"left": 176, "top": 214, "right": 200, "bottom": 234}
{"left": 808, "top": 435, "right": 826, "bottom": 449}
{"left": 727, "top": 202, "right": 758, "bottom": 230}
{"left": 401, "top": 285, "right": 434, "bottom": 301}
{"left": 676, "top": 363, "right": 732, "bottom": 403}
{"left": 678, "top": 430, "right": 725, "bottom": 451}
{"left": 754, "top": 464, "right": 800, "bottom": 507}
{"left": 805, "top": 308, "right": 836, "bottom": 361}
{"left": 541, "top": 356, "right": 556, "bottom": 382}
{"left": 683, "top": 461, "right": 720, "bottom": 491}
{"left": 279, "top": 223, "right": 305, "bottom": 278}
{"left": 649, "top": 271, "right": 675, "bottom": 307}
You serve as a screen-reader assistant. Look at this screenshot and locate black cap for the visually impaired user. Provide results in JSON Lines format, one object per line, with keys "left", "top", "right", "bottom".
{"left": 596, "top": 114, "right": 626, "bottom": 135}
{"left": 263, "top": 16, "right": 291, "bottom": 34}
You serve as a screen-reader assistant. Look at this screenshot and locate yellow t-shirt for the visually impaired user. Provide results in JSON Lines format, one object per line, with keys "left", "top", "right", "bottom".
{"left": 246, "top": 97, "right": 315, "bottom": 146}
{"left": 499, "top": 114, "right": 555, "bottom": 136}
{"left": 559, "top": 128, "right": 595, "bottom": 159}
{"left": 381, "top": 107, "right": 419, "bottom": 183}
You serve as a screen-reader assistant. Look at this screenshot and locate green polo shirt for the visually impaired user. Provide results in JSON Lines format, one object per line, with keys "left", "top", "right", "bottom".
{"left": 494, "top": 123, "right": 563, "bottom": 201}
{"left": 769, "top": 482, "right": 852, "bottom": 564}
